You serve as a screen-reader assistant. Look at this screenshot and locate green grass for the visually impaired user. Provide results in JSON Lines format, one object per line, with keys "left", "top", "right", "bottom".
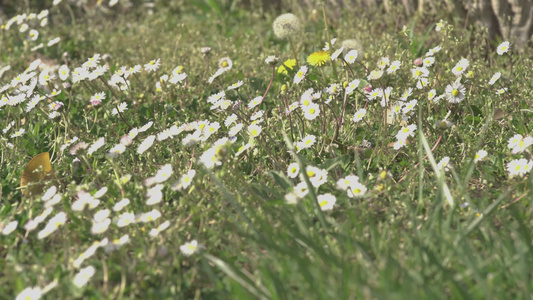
{"left": 1, "top": 1, "right": 533, "bottom": 299}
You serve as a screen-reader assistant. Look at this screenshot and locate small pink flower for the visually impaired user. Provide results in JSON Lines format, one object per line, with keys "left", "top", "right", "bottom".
{"left": 49, "top": 101, "right": 63, "bottom": 111}
{"left": 70, "top": 141, "right": 88, "bottom": 155}
{"left": 413, "top": 58, "right": 423, "bottom": 66}
{"left": 120, "top": 135, "right": 133, "bottom": 146}
{"left": 364, "top": 85, "right": 372, "bottom": 93}
{"left": 90, "top": 99, "right": 102, "bottom": 106}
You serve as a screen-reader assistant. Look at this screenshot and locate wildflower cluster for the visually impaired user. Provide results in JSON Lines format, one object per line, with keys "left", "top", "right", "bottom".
{"left": 0, "top": 2, "right": 531, "bottom": 298}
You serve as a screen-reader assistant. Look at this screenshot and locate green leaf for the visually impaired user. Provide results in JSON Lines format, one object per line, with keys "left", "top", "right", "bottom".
{"left": 206, "top": 0, "right": 223, "bottom": 16}
{"left": 319, "top": 155, "right": 350, "bottom": 172}
{"left": 269, "top": 170, "right": 292, "bottom": 190}
{"left": 203, "top": 254, "right": 270, "bottom": 299}
{"left": 33, "top": 122, "right": 40, "bottom": 136}
{"left": 469, "top": 105, "right": 483, "bottom": 116}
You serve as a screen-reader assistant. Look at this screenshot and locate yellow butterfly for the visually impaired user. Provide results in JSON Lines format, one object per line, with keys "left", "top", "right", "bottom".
{"left": 20, "top": 152, "right": 55, "bottom": 196}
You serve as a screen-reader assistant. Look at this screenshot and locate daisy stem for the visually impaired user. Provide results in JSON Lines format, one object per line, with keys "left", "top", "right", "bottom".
{"left": 355, "top": 60, "right": 369, "bottom": 74}
{"left": 201, "top": 56, "right": 210, "bottom": 82}
{"left": 133, "top": 73, "right": 146, "bottom": 91}
{"left": 253, "top": 66, "right": 275, "bottom": 114}
{"left": 89, "top": 108, "right": 98, "bottom": 132}
{"left": 414, "top": 133, "right": 443, "bottom": 167}
{"left": 82, "top": 81, "right": 95, "bottom": 94}
{"left": 258, "top": 135, "right": 283, "bottom": 170}
{"left": 114, "top": 103, "right": 133, "bottom": 130}
{"left": 282, "top": 132, "right": 327, "bottom": 228}
{"left": 339, "top": 90, "right": 348, "bottom": 128}
{"left": 294, "top": 109, "right": 306, "bottom": 138}
{"left": 288, "top": 36, "right": 299, "bottom": 66}
{"left": 341, "top": 58, "right": 355, "bottom": 77}
{"left": 98, "top": 77, "right": 133, "bottom": 130}
{"left": 189, "top": 148, "right": 195, "bottom": 170}
{"left": 321, "top": 3, "right": 337, "bottom": 78}
{"left": 283, "top": 94, "right": 296, "bottom": 142}
{"left": 79, "top": 154, "right": 94, "bottom": 174}
{"left": 98, "top": 77, "right": 120, "bottom": 102}
{"left": 304, "top": 76, "right": 320, "bottom": 92}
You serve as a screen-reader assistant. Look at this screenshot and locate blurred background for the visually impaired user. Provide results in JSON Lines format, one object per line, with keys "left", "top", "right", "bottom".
{"left": 1, "top": 0, "right": 531, "bottom": 49}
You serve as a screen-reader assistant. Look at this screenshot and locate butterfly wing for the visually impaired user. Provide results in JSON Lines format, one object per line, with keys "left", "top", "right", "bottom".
{"left": 21, "top": 152, "right": 53, "bottom": 196}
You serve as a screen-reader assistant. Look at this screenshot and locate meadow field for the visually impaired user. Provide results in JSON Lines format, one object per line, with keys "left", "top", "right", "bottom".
{"left": 1, "top": 0, "right": 533, "bottom": 299}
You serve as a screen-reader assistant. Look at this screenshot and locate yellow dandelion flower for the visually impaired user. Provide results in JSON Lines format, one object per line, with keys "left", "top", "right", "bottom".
{"left": 277, "top": 59, "right": 297, "bottom": 75}
{"left": 307, "top": 51, "right": 331, "bottom": 67}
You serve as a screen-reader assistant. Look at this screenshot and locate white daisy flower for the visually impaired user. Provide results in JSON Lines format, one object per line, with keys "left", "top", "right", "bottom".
{"left": 287, "top": 163, "right": 300, "bottom": 178}
{"left": 445, "top": 80, "right": 466, "bottom": 103}
{"left": 303, "top": 103, "right": 320, "bottom": 120}
{"left": 353, "top": 108, "right": 366, "bottom": 122}
{"left": 111, "top": 102, "right": 128, "bottom": 115}
{"left": 507, "top": 158, "right": 533, "bottom": 177}
{"left": 474, "top": 150, "right": 487, "bottom": 163}
{"left": 386, "top": 60, "right": 401, "bottom": 74}
{"left": 73, "top": 266, "right": 95, "bottom": 288}
{"left": 317, "top": 193, "right": 337, "bottom": 211}
{"left": 293, "top": 66, "right": 308, "bottom": 84}
{"left": 488, "top": 72, "right": 501, "bottom": 85}
{"left": 344, "top": 50, "right": 358, "bottom": 64}
{"left": 137, "top": 135, "right": 156, "bottom": 154}
{"left": 496, "top": 41, "right": 510, "bottom": 55}
{"left": 180, "top": 240, "right": 201, "bottom": 256}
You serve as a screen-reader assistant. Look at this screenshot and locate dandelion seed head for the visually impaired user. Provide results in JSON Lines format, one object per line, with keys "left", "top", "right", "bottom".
{"left": 272, "top": 13, "right": 301, "bottom": 39}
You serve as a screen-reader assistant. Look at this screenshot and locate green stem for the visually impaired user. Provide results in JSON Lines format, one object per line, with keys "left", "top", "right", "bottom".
{"left": 321, "top": 2, "right": 337, "bottom": 78}
{"left": 288, "top": 36, "right": 299, "bottom": 66}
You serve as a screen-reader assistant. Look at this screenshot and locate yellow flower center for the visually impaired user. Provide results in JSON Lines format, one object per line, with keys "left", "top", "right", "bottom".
{"left": 457, "top": 66, "right": 463, "bottom": 72}
{"left": 309, "top": 108, "right": 315, "bottom": 114}
{"left": 452, "top": 89, "right": 459, "bottom": 97}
